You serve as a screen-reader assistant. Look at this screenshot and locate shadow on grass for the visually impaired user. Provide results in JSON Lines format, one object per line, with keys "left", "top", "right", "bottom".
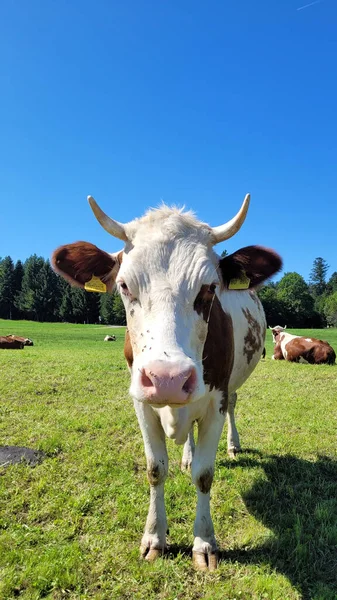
{"left": 218, "top": 451, "right": 337, "bottom": 600}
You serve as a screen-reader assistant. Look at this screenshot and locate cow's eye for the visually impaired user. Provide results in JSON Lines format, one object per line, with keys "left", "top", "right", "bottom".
{"left": 120, "top": 282, "right": 129, "bottom": 295}
{"left": 208, "top": 283, "right": 217, "bottom": 294}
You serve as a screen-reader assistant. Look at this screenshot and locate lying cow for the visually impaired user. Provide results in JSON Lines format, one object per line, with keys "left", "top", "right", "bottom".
{"left": 0, "top": 336, "right": 24, "bottom": 349}
{"left": 270, "top": 326, "right": 336, "bottom": 365}
{"left": 52, "top": 193, "right": 282, "bottom": 571}
{"left": 7, "top": 335, "right": 34, "bottom": 346}
{"left": 104, "top": 335, "right": 116, "bottom": 342}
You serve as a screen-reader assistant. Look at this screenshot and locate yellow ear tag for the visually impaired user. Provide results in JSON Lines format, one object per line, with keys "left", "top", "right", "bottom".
{"left": 84, "top": 276, "right": 107, "bottom": 293}
{"left": 228, "top": 272, "right": 250, "bottom": 290}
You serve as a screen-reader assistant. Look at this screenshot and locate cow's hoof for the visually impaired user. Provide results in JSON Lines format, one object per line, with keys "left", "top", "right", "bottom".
{"left": 140, "top": 542, "right": 166, "bottom": 562}
{"left": 192, "top": 550, "right": 218, "bottom": 571}
{"left": 227, "top": 446, "right": 241, "bottom": 459}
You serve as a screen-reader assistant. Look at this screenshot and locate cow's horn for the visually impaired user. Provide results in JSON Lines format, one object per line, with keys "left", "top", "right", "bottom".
{"left": 211, "top": 194, "right": 250, "bottom": 244}
{"left": 88, "top": 196, "right": 128, "bottom": 242}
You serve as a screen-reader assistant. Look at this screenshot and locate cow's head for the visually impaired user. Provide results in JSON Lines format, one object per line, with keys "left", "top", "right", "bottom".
{"left": 52, "top": 195, "right": 282, "bottom": 407}
{"left": 269, "top": 325, "right": 287, "bottom": 343}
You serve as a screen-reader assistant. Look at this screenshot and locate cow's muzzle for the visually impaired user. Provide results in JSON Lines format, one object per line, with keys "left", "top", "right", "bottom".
{"left": 139, "top": 360, "right": 197, "bottom": 405}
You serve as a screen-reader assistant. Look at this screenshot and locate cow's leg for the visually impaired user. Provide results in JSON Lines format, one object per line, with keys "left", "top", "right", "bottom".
{"left": 191, "top": 403, "right": 225, "bottom": 571}
{"left": 272, "top": 343, "right": 284, "bottom": 360}
{"left": 181, "top": 426, "right": 195, "bottom": 471}
{"left": 227, "top": 392, "right": 241, "bottom": 458}
{"left": 133, "top": 400, "right": 168, "bottom": 561}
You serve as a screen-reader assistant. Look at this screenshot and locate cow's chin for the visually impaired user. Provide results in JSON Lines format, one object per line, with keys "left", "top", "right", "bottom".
{"left": 132, "top": 387, "right": 206, "bottom": 408}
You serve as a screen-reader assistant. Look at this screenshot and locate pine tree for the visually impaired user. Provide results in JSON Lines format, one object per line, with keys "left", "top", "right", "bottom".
{"left": 0, "top": 256, "right": 15, "bottom": 319}
{"left": 18, "top": 255, "right": 45, "bottom": 320}
{"left": 326, "top": 271, "right": 337, "bottom": 294}
{"left": 70, "top": 287, "right": 87, "bottom": 323}
{"left": 84, "top": 291, "right": 100, "bottom": 324}
{"left": 100, "top": 293, "right": 115, "bottom": 324}
{"left": 59, "top": 285, "right": 74, "bottom": 322}
{"left": 309, "top": 257, "right": 329, "bottom": 298}
{"left": 12, "top": 260, "right": 24, "bottom": 318}
{"left": 112, "top": 292, "right": 126, "bottom": 325}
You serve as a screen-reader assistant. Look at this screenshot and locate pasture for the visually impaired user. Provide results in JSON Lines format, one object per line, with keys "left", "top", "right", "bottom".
{"left": 0, "top": 320, "right": 336, "bottom": 600}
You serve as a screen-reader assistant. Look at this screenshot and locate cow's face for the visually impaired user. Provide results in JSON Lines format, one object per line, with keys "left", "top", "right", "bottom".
{"left": 117, "top": 220, "right": 220, "bottom": 405}
{"left": 270, "top": 326, "right": 286, "bottom": 343}
{"left": 52, "top": 196, "right": 282, "bottom": 408}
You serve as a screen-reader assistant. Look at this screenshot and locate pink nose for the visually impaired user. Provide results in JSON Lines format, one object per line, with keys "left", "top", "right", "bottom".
{"left": 140, "top": 361, "right": 197, "bottom": 404}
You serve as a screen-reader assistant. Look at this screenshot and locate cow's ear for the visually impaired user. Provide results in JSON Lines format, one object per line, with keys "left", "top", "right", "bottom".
{"left": 219, "top": 245, "right": 282, "bottom": 289}
{"left": 51, "top": 241, "right": 122, "bottom": 293}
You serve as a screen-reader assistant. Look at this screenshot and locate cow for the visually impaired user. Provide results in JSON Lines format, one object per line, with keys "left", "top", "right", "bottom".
{"left": 0, "top": 336, "right": 24, "bottom": 349}
{"left": 6, "top": 335, "right": 34, "bottom": 346}
{"left": 104, "top": 334, "right": 116, "bottom": 342}
{"left": 52, "top": 193, "right": 282, "bottom": 571}
{"left": 270, "top": 326, "right": 336, "bottom": 365}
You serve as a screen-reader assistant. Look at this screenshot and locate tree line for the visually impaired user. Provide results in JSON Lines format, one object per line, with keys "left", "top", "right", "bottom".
{"left": 0, "top": 254, "right": 336, "bottom": 327}
{"left": 258, "top": 258, "right": 337, "bottom": 328}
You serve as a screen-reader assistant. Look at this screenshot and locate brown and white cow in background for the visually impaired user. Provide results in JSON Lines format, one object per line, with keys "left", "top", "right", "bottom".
{"left": 0, "top": 336, "right": 25, "bottom": 349}
{"left": 52, "top": 194, "right": 282, "bottom": 571}
{"left": 104, "top": 334, "right": 116, "bottom": 342}
{"left": 270, "top": 326, "right": 336, "bottom": 365}
{"left": 7, "top": 335, "right": 34, "bottom": 346}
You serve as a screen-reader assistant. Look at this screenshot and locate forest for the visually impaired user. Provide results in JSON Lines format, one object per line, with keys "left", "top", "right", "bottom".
{"left": 0, "top": 254, "right": 336, "bottom": 327}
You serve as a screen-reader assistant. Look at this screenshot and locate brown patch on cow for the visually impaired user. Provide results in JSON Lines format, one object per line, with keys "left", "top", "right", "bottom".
{"left": 124, "top": 330, "right": 134, "bottom": 367}
{"left": 194, "top": 286, "right": 234, "bottom": 414}
{"left": 196, "top": 467, "right": 214, "bottom": 494}
{"left": 285, "top": 337, "right": 336, "bottom": 365}
{"left": 242, "top": 308, "right": 263, "bottom": 364}
{"left": 0, "top": 336, "right": 24, "bottom": 349}
{"left": 51, "top": 242, "right": 120, "bottom": 292}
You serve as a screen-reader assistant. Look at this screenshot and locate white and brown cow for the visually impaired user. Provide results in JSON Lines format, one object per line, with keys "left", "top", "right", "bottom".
{"left": 52, "top": 194, "right": 282, "bottom": 571}
{"left": 6, "top": 335, "right": 34, "bottom": 346}
{"left": 270, "top": 326, "right": 336, "bottom": 365}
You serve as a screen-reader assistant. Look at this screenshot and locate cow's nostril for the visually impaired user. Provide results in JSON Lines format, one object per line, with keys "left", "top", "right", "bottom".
{"left": 141, "top": 370, "right": 153, "bottom": 388}
{"left": 182, "top": 369, "right": 197, "bottom": 394}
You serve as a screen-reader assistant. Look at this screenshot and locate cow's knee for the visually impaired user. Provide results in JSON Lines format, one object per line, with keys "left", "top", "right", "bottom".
{"left": 194, "top": 467, "right": 214, "bottom": 494}
{"left": 147, "top": 460, "right": 167, "bottom": 486}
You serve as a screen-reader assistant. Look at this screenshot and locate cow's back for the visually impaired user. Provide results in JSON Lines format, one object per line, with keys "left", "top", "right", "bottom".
{"left": 0, "top": 336, "right": 24, "bottom": 349}
{"left": 285, "top": 336, "right": 336, "bottom": 365}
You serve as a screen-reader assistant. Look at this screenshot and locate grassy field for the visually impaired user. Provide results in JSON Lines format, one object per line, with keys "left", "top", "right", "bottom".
{"left": 0, "top": 320, "right": 337, "bottom": 600}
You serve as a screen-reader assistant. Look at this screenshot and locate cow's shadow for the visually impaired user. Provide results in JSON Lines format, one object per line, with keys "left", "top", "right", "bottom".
{"left": 217, "top": 451, "right": 337, "bottom": 600}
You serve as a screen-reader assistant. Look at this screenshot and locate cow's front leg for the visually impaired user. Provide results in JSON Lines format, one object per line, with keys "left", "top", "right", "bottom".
{"left": 133, "top": 400, "right": 168, "bottom": 561}
{"left": 227, "top": 392, "right": 241, "bottom": 458}
{"left": 192, "top": 401, "right": 225, "bottom": 571}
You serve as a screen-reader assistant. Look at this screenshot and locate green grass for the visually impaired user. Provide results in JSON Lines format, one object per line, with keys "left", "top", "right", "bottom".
{"left": 0, "top": 320, "right": 337, "bottom": 600}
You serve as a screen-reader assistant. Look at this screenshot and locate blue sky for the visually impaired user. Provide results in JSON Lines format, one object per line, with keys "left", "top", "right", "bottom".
{"left": 1, "top": 0, "right": 337, "bottom": 282}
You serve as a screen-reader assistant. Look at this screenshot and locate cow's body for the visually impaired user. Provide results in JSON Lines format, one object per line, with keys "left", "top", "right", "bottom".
{"left": 52, "top": 194, "right": 282, "bottom": 570}
{"left": 271, "top": 327, "right": 336, "bottom": 365}
{"left": 0, "top": 336, "right": 24, "bottom": 349}
{"left": 6, "top": 335, "right": 34, "bottom": 346}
